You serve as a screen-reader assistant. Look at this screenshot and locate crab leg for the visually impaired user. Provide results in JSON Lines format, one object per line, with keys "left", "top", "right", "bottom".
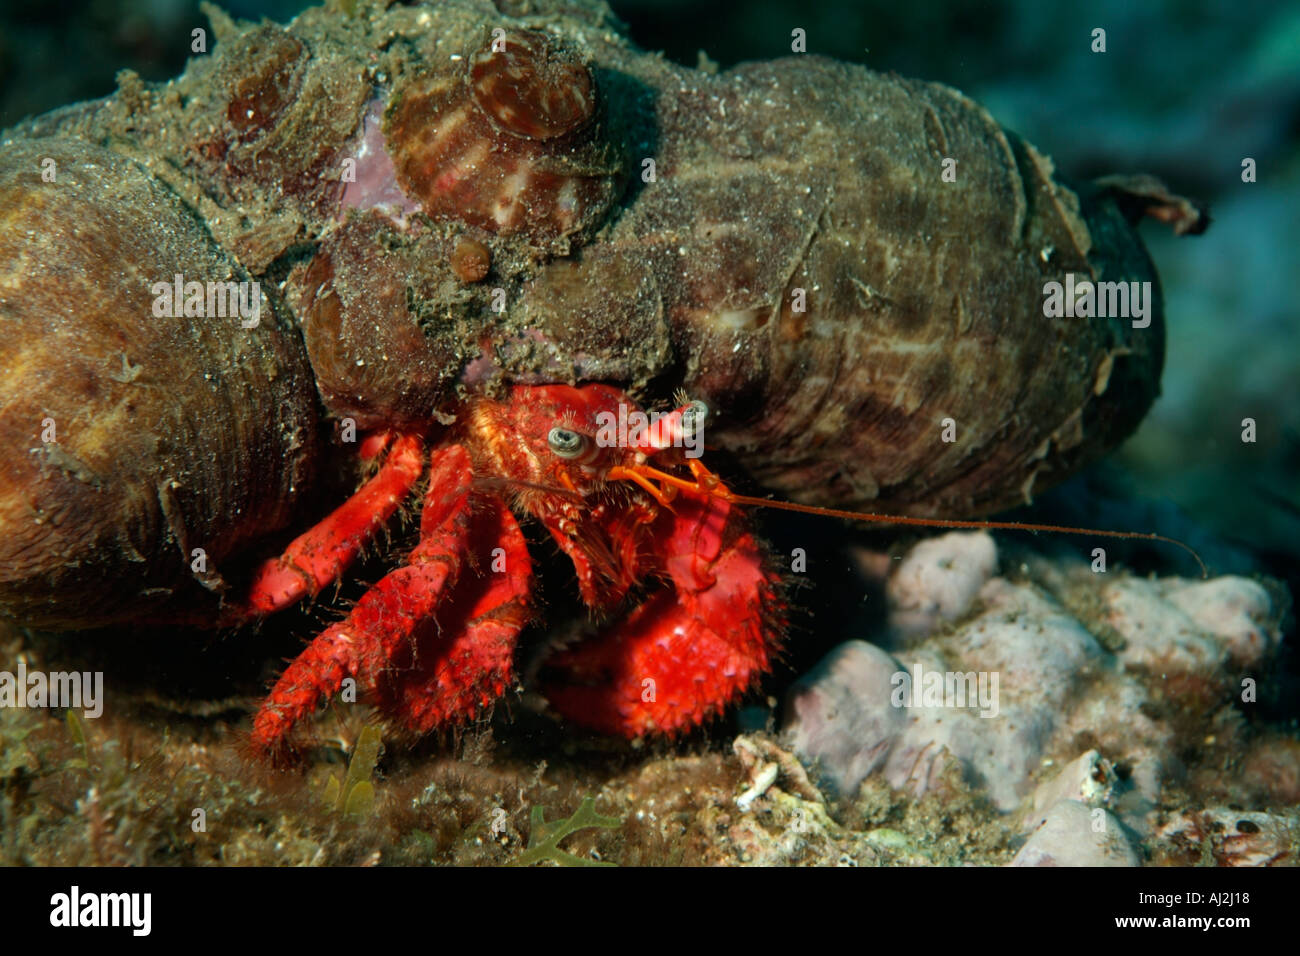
{"left": 607, "top": 458, "right": 732, "bottom": 504}
{"left": 250, "top": 444, "right": 476, "bottom": 754}
{"left": 235, "top": 431, "right": 425, "bottom": 618}
{"left": 376, "top": 496, "right": 532, "bottom": 732}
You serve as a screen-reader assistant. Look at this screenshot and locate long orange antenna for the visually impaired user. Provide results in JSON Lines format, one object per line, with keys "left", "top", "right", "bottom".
{"left": 608, "top": 459, "right": 1209, "bottom": 578}
{"left": 723, "top": 491, "right": 1209, "bottom": 578}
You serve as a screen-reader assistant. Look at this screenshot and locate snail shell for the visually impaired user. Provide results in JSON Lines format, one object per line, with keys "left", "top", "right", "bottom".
{"left": 0, "top": 0, "right": 1200, "bottom": 635}
{"left": 0, "top": 140, "right": 320, "bottom": 628}
{"left": 384, "top": 28, "right": 628, "bottom": 249}
{"left": 507, "top": 54, "right": 1170, "bottom": 517}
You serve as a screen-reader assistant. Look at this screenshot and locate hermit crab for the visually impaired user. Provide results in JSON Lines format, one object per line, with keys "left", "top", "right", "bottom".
{"left": 0, "top": 0, "right": 1204, "bottom": 754}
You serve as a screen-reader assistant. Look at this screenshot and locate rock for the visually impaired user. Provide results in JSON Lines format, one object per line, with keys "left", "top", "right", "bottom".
{"left": 784, "top": 642, "right": 906, "bottom": 798}
{"left": 1156, "top": 809, "right": 1296, "bottom": 866}
{"left": 783, "top": 533, "right": 1288, "bottom": 822}
{"left": 1024, "top": 750, "right": 1117, "bottom": 831}
{"left": 1102, "top": 577, "right": 1227, "bottom": 678}
{"left": 886, "top": 531, "right": 998, "bottom": 641}
{"left": 1162, "top": 577, "right": 1281, "bottom": 667}
{"left": 1010, "top": 800, "right": 1139, "bottom": 867}
{"left": 785, "top": 578, "right": 1103, "bottom": 809}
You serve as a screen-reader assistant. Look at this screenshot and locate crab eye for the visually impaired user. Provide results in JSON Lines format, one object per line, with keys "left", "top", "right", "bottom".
{"left": 680, "top": 399, "right": 709, "bottom": 437}
{"left": 547, "top": 426, "right": 588, "bottom": 459}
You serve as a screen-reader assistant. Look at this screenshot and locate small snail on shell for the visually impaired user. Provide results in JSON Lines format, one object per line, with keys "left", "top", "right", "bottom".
{"left": 384, "top": 28, "right": 628, "bottom": 249}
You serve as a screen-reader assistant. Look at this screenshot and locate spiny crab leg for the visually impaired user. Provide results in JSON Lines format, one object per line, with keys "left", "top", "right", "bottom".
{"left": 250, "top": 444, "right": 481, "bottom": 755}
{"left": 234, "top": 431, "right": 425, "bottom": 618}
{"left": 541, "top": 464, "right": 782, "bottom": 738}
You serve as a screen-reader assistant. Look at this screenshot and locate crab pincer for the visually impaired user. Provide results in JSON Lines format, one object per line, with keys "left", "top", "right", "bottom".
{"left": 541, "top": 401, "right": 785, "bottom": 736}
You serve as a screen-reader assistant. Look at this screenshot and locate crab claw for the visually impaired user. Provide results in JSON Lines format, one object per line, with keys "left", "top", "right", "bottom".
{"left": 540, "top": 484, "right": 784, "bottom": 737}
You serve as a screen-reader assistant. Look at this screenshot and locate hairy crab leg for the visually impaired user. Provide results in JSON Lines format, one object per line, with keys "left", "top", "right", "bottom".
{"left": 376, "top": 496, "right": 533, "bottom": 732}
{"left": 234, "top": 431, "right": 425, "bottom": 618}
{"left": 250, "top": 444, "right": 474, "bottom": 755}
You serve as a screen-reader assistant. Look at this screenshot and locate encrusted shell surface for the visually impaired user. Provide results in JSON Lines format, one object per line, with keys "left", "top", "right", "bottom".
{"left": 552, "top": 56, "right": 1167, "bottom": 516}
{"left": 0, "top": 140, "right": 320, "bottom": 628}
{"left": 289, "top": 212, "right": 462, "bottom": 428}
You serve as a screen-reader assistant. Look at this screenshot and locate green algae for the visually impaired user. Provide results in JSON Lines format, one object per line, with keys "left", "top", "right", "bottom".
{"left": 512, "top": 797, "right": 621, "bottom": 867}
{"left": 64, "top": 710, "right": 89, "bottom": 771}
{"left": 322, "top": 725, "right": 382, "bottom": 816}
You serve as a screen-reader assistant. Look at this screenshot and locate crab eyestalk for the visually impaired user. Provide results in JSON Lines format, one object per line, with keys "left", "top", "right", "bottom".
{"left": 624, "top": 399, "right": 709, "bottom": 456}
{"left": 605, "top": 399, "right": 724, "bottom": 506}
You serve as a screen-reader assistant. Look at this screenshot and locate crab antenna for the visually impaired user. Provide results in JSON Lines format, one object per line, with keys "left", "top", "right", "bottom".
{"left": 617, "top": 398, "right": 1208, "bottom": 578}
{"left": 722, "top": 492, "right": 1209, "bottom": 579}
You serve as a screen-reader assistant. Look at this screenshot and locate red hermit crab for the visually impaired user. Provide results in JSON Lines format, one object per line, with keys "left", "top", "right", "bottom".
{"left": 236, "top": 385, "right": 781, "bottom": 752}
{"left": 0, "top": 0, "right": 1203, "bottom": 755}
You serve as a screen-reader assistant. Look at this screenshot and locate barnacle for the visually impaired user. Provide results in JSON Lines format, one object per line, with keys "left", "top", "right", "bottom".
{"left": 450, "top": 237, "right": 492, "bottom": 283}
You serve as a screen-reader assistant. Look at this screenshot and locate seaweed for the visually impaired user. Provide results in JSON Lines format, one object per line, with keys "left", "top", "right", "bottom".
{"left": 64, "top": 710, "right": 89, "bottom": 771}
{"left": 512, "top": 796, "right": 621, "bottom": 867}
{"left": 322, "top": 725, "right": 382, "bottom": 816}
